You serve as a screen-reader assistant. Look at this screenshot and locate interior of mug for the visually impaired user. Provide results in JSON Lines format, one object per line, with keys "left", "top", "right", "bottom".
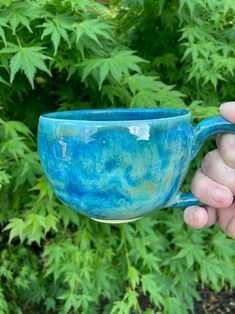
{"left": 42, "top": 108, "right": 190, "bottom": 121}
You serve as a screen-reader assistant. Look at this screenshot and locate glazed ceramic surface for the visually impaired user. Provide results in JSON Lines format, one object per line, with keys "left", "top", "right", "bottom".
{"left": 38, "top": 108, "right": 235, "bottom": 222}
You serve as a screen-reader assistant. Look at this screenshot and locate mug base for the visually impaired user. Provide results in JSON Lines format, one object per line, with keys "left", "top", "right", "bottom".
{"left": 91, "top": 217, "right": 141, "bottom": 224}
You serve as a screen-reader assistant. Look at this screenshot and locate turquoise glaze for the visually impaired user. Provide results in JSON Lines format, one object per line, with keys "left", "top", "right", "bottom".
{"left": 37, "top": 109, "right": 235, "bottom": 222}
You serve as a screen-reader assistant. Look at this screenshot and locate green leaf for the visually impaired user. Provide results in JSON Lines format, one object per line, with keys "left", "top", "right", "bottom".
{"left": 179, "top": 0, "right": 198, "bottom": 16}
{"left": 3, "top": 45, "right": 51, "bottom": 88}
{"left": 81, "top": 50, "right": 145, "bottom": 88}
{"left": 127, "top": 266, "right": 139, "bottom": 289}
{"left": 1, "top": 137, "right": 30, "bottom": 158}
{"left": 111, "top": 300, "right": 129, "bottom": 314}
{"left": 3, "top": 120, "right": 32, "bottom": 137}
{"left": 58, "top": 205, "right": 79, "bottom": 228}
{"left": 0, "top": 75, "right": 10, "bottom": 86}
{"left": 212, "top": 231, "right": 235, "bottom": 258}
{"left": 180, "top": 25, "right": 215, "bottom": 44}
{"left": 0, "top": 266, "right": 13, "bottom": 281}
{"left": 188, "top": 101, "right": 219, "bottom": 119}
{"left": 0, "top": 170, "right": 11, "bottom": 188}
{"left": 12, "top": 151, "right": 41, "bottom": 189}
{"left": 24, "top": 214, "right": 47, "bottom": 245}
{"left": 125, "top": 74, "right": 160, "bottom": 94}
{"left": 200, "top": 254, "right": 224, "bottom": 289}
{"left": 173, "top": 233, "right": 205, "bottom": 268}
{"left": 44, "top": 213, "right": 58, "bottom": 233}
{"left": 41, "top": 15, "right": 74, "bottom": 55}
{"left": 125, "top": 74, "right": 185, "bottom": 108}
{"left": 141, "top": 274, "right": 164, "bottom": 307}
{"left": 222, "top": 0, "right": 235, "bottom": 14}
{"left": 64, "top": 271, "right": 81, "bottom": 291}
{"left": 59, "top": 291, "right": 84, "bottom": 313}
{"left": 130, "top": 91, "right": 156, "bottom": 107}
{"left": 73, "top": 19, "right": 113, "bottom": 46}
{"left": 0, "top": 287, "right": 8, "bottom": 312}
{"left": 24, "top": 213, "right": 58, "bottom": 245}
{"left": 99, "top": 59, "right": 109, "bottom": 86}
{"left": 65, "top": 0, "right": 107, "bottom": 13}
{"left": 43, "top": 242, "right": 65, "bottom": 279}
{"left": 30, "top": 176, "right": 54, "bottom": 201}
{"left": 119, "top": 224, "right": 136, "bottom": 248}
{"left": 45, "top": 297, "right": 56, "bottom": 311}
{"left": 123, "top": 290, "right": 139, "bottom": 311}
{"left": 202, "top": 69, "right": 225, "bottom": 89}
{"left": 101, "top": 84, "right": 126, "bottom": 105}
{"left": 159, "top": 0, "right": 167, "bottom": 13}
{"left": 3, "top": 218, "right": 26, "bottom": 242}
{"left": 164, "top": 297, "right": 186, "bottom": 314}
{"left": 143, "top": 310, "right": 155, "bottom": 314}
{"left": 0, "top": 2, "right": 41, "bottom": 34}
{"left": 0, "top": 18, "right": 8, "bottom": 46}
{"left": 0, "top": 45, "right": 19, "bottom": 53}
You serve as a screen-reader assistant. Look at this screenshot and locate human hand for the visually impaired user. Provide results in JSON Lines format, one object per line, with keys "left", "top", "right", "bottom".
{"left": 184, "top": 102, "right": 235, "bottom": 239}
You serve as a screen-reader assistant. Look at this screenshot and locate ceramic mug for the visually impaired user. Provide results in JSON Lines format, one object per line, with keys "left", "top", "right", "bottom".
{"left": 37, "top": 108, "right": 235, "bottom": 223}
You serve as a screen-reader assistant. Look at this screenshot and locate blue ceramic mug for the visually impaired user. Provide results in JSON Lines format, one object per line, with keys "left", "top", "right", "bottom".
{"left": 38, "top": 108, "right": 235, "bottom": 223}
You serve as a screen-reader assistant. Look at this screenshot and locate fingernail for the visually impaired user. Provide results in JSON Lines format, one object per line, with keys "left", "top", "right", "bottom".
{"left": 193, "top": 208, "right": 200, "bottom": 223}
{"left": 191, "top": 207, "right": 208, "bottom": 228}
{"left": 226, "top": 217, "right": 235, "bottom": 239}
{"left": 211, "top": 187, "right": 227, "bottom": 204}
{"left": 220, "top": 102, "right": 235, "bottom": 121}
{"left": 220, "top": 102, "right": 235, "bottom": 111}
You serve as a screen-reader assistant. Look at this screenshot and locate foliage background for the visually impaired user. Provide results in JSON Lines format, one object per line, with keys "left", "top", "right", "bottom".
{"left": 0, "top": 0, "right": 235, "bottom": 313}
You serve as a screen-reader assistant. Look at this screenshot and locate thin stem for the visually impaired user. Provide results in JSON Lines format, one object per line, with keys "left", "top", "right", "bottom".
{"left": 109, "top": 77, "right": 132, "bottom": 104}
{"left": 124, "top": 239, "right": 130, "bottom": 267}
{"left": 124, "top": 239, "right": 142, "bottom": 314}
{"left": 15, "top": 35, "right": 22, "bottom": 48}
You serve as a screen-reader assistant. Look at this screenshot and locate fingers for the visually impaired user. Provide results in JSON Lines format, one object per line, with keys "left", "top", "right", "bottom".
{"left": 206, "top": 207, "right": 218, "bottom": 226}
{"left": 218, "top": 102, "right": 235, "bottom": 168}
{"left": 184, "top": 102, "right": 235, "bottom": 237}
{"left": 226, "top": 216, "right": 235, "bottom": 239}
{"left": 191, "top": 168, "right": 233, "bottom": 208}
{"left": 183, "top": 206, "right": 208, "bottom": 228}
{"left": 217, "top": 134, "right": 235, "bottom": 169}
{"left": 220, "top": 102, "right": 235, "bottom": 122}
{"left": 217, "top": 205, "right": 235, "bottom": 239}
{"left": 201, "top": 149, "right": 235, "bottom": 194}
{"left": 184, "top": 204, "right": 235, "bottom": 239}
{"left": 216, "top": 102, "right": 235, "bottom": 239}
{"left": 183, "top": 206, "right": 217, "bottom": 229}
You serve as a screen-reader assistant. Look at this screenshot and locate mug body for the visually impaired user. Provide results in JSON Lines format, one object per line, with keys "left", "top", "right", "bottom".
{"left": 38, "top": 108, "right": 193, "bottom": 222}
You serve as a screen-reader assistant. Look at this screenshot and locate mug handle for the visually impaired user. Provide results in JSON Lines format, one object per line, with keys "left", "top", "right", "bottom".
{"left": 169, "top": 115, "right": 235, "bottom": 208}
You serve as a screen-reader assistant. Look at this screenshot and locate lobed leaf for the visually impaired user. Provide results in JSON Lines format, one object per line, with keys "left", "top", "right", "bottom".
{"left": 41, "top": 15, "right": 74, "bottom": 55}
{"left": 81, "top": 50, "right": 145, "bottom": 88}
{"left": 1, "top": 44, "right": 51, "bottom": 88}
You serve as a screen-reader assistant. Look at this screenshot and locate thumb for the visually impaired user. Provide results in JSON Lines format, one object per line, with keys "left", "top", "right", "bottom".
{"left": 220, "top": 102, "right": 235, "bottom": 123}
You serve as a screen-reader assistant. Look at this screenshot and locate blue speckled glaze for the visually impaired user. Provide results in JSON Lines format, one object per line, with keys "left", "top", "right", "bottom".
{"left": 37, "top": 109, "right": 235, "bottom": 221}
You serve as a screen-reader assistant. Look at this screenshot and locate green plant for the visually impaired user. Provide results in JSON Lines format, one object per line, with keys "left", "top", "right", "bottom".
{"left": 0, "top": 0, "right": 235, "bottom": 313}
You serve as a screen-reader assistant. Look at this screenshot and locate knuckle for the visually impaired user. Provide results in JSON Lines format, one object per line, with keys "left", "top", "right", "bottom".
{"left": 225, "top": 155, "right": 235, "bottom": 169}
{"left": 227, "top": 172, "right": 235, "bottom": 192}
{"left": 228, "top": 134, "right": 235, "bottom": 151}
{"left": 205, "top": 150, "right": 217, "bottom": 162}
{"left": 191, "top": 170, "right": 204, "bottom": 198}
{"left": 229, "top": 156, "right": 235, "bottom": 168}
{"left": 191, "top": 168, "right": 201, "bottom": 184}
{"left": 201, "top": 150, "right": 217, "bottom": 173}
{"left": 220, "top": 134, "right": 235, "bottom": 168}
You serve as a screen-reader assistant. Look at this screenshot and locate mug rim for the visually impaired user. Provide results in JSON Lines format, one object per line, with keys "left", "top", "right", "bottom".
{"left": 40, "top": 108, "right": 191, "bottom": 123}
